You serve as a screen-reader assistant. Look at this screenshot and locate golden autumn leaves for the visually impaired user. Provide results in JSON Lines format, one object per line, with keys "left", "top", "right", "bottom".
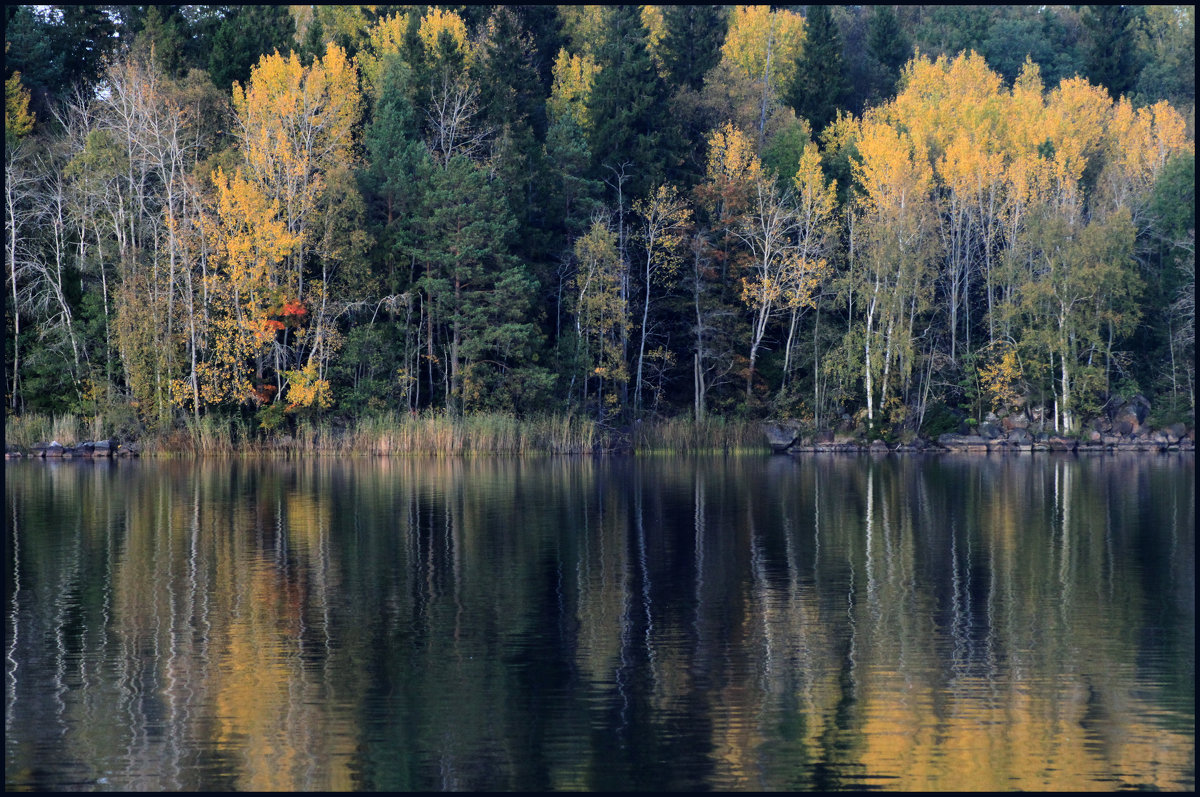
{"left": 178, "top": 42, "right": 361, "bottom": 413}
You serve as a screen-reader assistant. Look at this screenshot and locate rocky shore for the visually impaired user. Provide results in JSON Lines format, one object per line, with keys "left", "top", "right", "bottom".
{"left": 765, "top": 395, "right": 1195, "bottom": 455}
{"left": 5, "top": 439, "right": 140, "bottom": 459}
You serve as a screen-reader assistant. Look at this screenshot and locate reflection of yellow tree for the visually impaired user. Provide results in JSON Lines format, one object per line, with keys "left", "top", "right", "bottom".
{"left": 203, "top": 475, "right": 355, "bottom": 791}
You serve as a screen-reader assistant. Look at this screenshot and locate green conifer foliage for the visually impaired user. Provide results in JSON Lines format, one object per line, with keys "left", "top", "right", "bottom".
{"left": 1083, "top": 5, "right": 1143, "bottom": 99}
{"left": 208, "top": 7, "right": 296, "bottom": 91}
{"left": 660, "top": 5, "right": 728, "bottom": 91}
{"left": 787, "top": 5, "right": 848, "bottom": 136}
{"left": 586, "top": 6, "right": 678, "bottom": 200}
{"left": 867, "top": 5, "right": 912, "bottom": 99}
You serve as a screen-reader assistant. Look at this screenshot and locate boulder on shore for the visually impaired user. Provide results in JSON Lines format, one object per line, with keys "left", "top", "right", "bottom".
{"left": 763, "top": 422, "right": 800, "bottom": 453}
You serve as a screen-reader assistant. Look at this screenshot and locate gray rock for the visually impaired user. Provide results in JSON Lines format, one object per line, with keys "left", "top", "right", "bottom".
{"left": 1007, "top": 428, "right": 1032, "bottom": 444}
{"left": 979, "top": 421, "right": 1003, "bottom": 439}
{"left": 764, "top": 423, "right": 799, "bottom": 453}
{"left": 937, "top": 434, "right": 988, "bottom": 451}
{"left": 46, "top": 441, "right": 64, "bottom": 458}
{"left": 1047, "top": 436, "right": 1077, "bottom": 451}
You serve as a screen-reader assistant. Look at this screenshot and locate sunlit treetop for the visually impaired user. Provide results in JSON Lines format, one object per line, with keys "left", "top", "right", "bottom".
{"left": 418, "top": 7, "right": 472, "bottom": 65}
{"left": 721, "top": 5, "right": 806, "bottom": 98}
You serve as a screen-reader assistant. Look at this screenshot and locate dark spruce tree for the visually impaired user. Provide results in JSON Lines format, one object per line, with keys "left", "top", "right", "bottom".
{"left": 660, "top": 5, "right": 727, "bottom": 91}
{"left": 473, "top": 7, "right": 556, "bottom": 287}
{"left": 513, "top": 5, "right": 565, "bottom": 95}
{"left": 586, "top": 5, "right": 680, "bottom": 202}
{"left": 1082, "top": 4, "right": 1143, "bottom": 99}
{"left": 418, "top": 156, "right": 552, "bottom": 414}
{"left": 362, "top": 55, "right": 432, "bottom": 293}
{"left": 127, "top": 6, "right": 189, "bottom": 78}
{"left": 787, "top": 5, "right": 848, "bottom": 136}
{"left": 208, "top": 6, "right": 296, "bottom": 91}
{"left": 867, "top": 5, "right": 912, "bottom": 101}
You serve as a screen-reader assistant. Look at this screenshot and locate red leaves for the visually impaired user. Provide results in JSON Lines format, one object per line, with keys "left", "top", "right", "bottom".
{"left": 262, "top": 298, "right": 307, "bottom": 336}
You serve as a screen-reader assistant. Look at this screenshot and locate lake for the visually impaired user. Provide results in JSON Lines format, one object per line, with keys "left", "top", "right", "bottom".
{"left": 5, "top": 454, "right": 1194, "bottom": 791}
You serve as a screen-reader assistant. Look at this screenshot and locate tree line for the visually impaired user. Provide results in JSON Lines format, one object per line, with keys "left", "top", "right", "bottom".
{"left": 5, "top": 5, "right": 1195, "bottom": 438}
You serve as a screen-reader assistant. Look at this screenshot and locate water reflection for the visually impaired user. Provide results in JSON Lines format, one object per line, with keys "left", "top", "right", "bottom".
{"left": 5, "top": 454, "right": 1194, "bottom": 791}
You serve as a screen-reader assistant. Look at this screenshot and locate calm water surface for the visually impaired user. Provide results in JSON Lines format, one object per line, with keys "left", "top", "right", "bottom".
{"left": 5, "top": 454, "right": 1194, "bottom": 791}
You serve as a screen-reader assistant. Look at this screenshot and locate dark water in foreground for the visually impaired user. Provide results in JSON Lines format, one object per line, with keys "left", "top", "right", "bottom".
{"left": 5, "top": 454, "right": 1194, "bottom": 791}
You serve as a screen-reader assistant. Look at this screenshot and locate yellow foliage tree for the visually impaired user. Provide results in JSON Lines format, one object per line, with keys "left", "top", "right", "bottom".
{"left": 418, "top": 7, "right": 472, "bottom": 65}
{"left": 571, "top": 218, "right": 628, "bottom": 417}
{"left": 358, "top": 11, "right": 410, "bottom": 101}
{"left": 721, "top": 5, "right": 805, "bottom": 98}
{"left": 852, "top": 110, "right": 937, "bottom": 426}
{"left": 548, "top": 48, "right": 600, "bottom": 131}
{"left": 978, "top": 342, "right": 1024, "bottom": 412}
{"left": 782, "top": 146, "right": 836, "bottom": 380}
{"left": 284, "top": 361, "right": 331, "bottom": 411}
{"left": 193, "top": 168, "right": 300, "bottom": 408}
{"left": 1103, "top": 97, "right": 1193, "bottom": 214}
{"left": 4, "top": 71, "right": 35, "bottom": 148}
{"left": 232, "top": 42, "right": 361, "bottom": 389}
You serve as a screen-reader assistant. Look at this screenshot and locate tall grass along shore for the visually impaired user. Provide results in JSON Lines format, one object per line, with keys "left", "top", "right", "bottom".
{"left": 6, "top": 411, "right": 766, "bottom": 456}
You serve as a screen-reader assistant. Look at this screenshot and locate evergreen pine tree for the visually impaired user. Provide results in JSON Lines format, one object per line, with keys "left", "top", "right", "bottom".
{"left": 1083, "top": 5, "right": 1143, "bottom": 99}
{"left": 787, "top": 5, "right": 848, "bottom": 135}
{"left": 131, "top": 6, "right": 188, "bottom": 78}
{"left": 660, "top": 5, "right": 727, "bottom": 90}
{"left": 363, "top": 56, "right": 431, "bottom": 292}
{"left": 208, "top": 7, "right": 296, "bottom": 91}
{"left": 474, "top": 7, "right": 555, "bottom": 285}
{"left": 867, "top": 5, "right": 911, "bottom": 100}
{"left": 418, "top": 156, "right": 550, "bottom": 413}
{"left": 586, "top": 6, "right": 679, "bottom": 201}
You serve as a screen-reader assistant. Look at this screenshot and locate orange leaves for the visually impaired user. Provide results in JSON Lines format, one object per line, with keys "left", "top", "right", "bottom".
{"left": 208, "top": 167, "right": 300, "bottom": 290}
{"left": 893, "top": 51, "right": 1005, "bottom": 156}
{"left": 853, "top": 114, "right": 934, "bottom": 220}
{"left": 1105, "top": 97, "right": 1194, "bottom": 206}
{"left": 193, "top": 170, "right": 301, "bottom": 408}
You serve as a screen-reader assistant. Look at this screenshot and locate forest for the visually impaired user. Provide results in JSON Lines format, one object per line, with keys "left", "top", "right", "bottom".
{"left": 4, "top": 5, "right": 1195, "bottom": 449}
